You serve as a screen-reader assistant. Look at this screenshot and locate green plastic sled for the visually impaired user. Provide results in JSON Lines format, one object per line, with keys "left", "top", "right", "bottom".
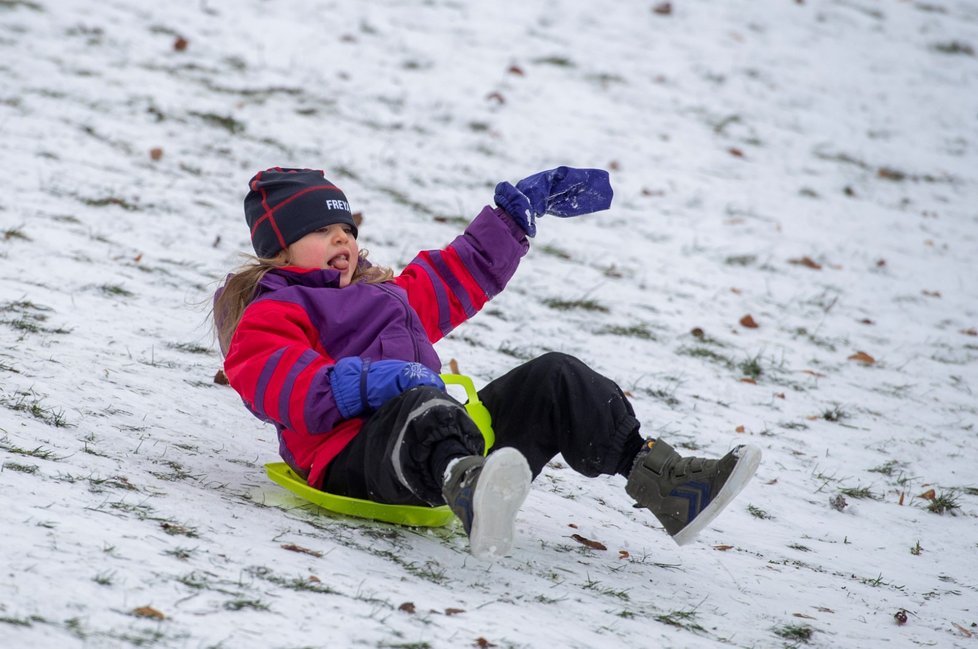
{"left": 264, "top": 373, "right": 493, "bottom": 527}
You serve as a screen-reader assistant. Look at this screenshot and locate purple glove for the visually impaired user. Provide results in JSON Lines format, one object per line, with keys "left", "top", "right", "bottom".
{"left": 494, "top": 166, "right": 614, "bottom": 237}
{"left": 330, "top": 357, "right": 445, "bottom": 419}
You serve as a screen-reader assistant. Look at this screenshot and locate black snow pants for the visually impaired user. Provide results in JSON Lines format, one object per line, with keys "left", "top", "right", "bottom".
{"left": 321, "top": 352, "right": 645, "bottom": 506}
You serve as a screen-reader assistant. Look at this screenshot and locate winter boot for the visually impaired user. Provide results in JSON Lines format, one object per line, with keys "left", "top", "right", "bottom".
{"left": 625, "top": 439, "right": 761, "bottom": 546}
{"left": 442, "top": 447, "right": 532, "bottom": 559}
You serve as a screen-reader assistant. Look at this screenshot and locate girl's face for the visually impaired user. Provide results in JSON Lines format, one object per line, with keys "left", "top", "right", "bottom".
{"left": 286, "top": 223, "right": 359, "bottom": 287}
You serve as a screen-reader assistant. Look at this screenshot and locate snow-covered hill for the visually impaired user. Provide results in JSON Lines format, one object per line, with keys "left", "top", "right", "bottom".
{"left": 2, "top": 0, "right": 977, "bottom": 647}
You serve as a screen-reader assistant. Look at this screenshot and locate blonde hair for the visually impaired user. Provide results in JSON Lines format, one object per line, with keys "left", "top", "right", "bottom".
{"left": 213, "top": 249, "right": 394, "bottom": 354}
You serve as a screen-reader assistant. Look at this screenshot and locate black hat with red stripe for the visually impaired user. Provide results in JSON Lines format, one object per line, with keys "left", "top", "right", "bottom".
{"left": 244, "top": 167, "right": 358, "bottom": 258}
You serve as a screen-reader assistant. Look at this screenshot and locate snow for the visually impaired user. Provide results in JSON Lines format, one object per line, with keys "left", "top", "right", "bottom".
{"left": 1, "top": 0, "right": 976, "bottom": 647}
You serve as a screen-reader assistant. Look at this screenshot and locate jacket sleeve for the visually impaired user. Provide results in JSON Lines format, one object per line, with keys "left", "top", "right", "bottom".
{"left": 393, "top": 206, "right": 529, "bottom": 342}
{"left": 223, "top": 298, "right": 345, "bottom": 435}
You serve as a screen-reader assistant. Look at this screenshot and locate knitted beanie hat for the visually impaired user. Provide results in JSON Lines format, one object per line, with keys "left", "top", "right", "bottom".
{"left": 244, "top": 167, "right": 358, "bottom": 258}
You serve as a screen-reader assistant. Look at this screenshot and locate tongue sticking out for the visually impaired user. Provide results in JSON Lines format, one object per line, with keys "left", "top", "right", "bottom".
{"left": 328, "top": 254, "right": 350, "bottom": 271}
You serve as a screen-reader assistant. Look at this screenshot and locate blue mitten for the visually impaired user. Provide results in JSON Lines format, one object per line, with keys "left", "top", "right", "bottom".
{"left": 494, "top": 166, "right": 614, "bottom": 237}
{"left": 330, "top": 357, "right": 446, "bottom": 419}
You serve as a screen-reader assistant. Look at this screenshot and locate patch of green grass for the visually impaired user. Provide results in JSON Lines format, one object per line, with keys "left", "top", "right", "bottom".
{"left": 378, "top": 186, "right": 436, "bottom": 216}
{"left": 779, "top": 421, "right": 809, "bottom": 431}
{"left": 542, "top": 297, "right": 609, "bottom": 313}
{"left": 654, "top": 608, "right": 705, "bottom": 632}
{"left": 641, "top": 386, "right": 680, "bottom": 407}
{"left": 223, "top": 598, "right": 268, "bottom": 612}
{"left": 748, "top": 504, "right": 772, "bottom": 520}
{"left": 932, "top": 41, "right": 975, "bottom": 56}
{"left": 821, "top": 405, "right": 848, "bottom": 422}
{"left": 839, "top": 485, "right": 879, "bottom": 500}
{"left": 598, "top": 323, "right": 657, "bottom": 340}
{"left": 775, "top": 624, "right": 814, "bottom": 643}
{"left": 868, "top": 459, "right": 904, "bottom": 477}
{"left": 93, "top": 571, "right": 115, "bottom": 586}
{"left": 724, "top": 254, "right": 757, "bottom": 266}
{"left": 0, "top": 440, "right": 59, "bottom": 460}
{"left": 81, "top": 196, "right": 138, "bottom": 211}
{"left": 0, "top": 614, "right": 46, "bottom": 627}
{"left": 168, "top": 342, "right": 211, "bottom": 354}
{"left": 538, "top": 243, "right": 573, "bottom": 260}
{"left": 99, "top": 284, "right": 134, "bottom": 297}
{"left": 498, "top": 342, "right": 535, "bottom": 360}
{"left": 165, "top": 546, "right": 197, "bottom": 561}
{"left": 927, "top": 491, "right": 960, "bottom": 515}
{"left": 246, "top": 566, "right": 338, "bottom": 594}
{"left": 0, "top": 391, "right": 70, "bottom": 427}
{"left": 533, "top": 55, "right": 576, "bottom": 67}
{"left": 2, "top": 462, "right": 39, "bottom": 474}
{"left": 3, "top": 227, "right": 31, "bottom": 241}
{"left": 678, "top": 345, "right": 734, "bottom": 369}
{"left": 1, "top": 0, "right": 44, "bottom": 9}
{"left": 189, "top": 111, "right": 245, "bottom": 134}
{"left": 739, "top": 353, "right": 763, "bottom": 380}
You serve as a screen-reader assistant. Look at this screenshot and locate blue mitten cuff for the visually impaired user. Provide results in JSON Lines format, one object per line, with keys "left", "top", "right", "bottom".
{"left": 330, "top": 356, "right": 367, "bottom": 419}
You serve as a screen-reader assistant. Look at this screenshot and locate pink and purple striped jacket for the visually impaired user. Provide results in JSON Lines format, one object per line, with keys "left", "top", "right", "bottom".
{"left": 222, "top": 206, "right": 528, "bottom": 487}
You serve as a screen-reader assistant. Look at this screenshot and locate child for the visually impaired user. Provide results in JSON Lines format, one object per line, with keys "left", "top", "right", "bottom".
{"left": 215, "top": 167, "right": 761, "bottom": 559}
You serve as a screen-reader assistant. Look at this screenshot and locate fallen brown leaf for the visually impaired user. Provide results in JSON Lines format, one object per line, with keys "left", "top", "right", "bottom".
{"left": 919, "top": 488, "right": 936, "bottom": 501}
{"left": 735, "top": 425, "right": 746, "bottom": 433}
{"left": 789, "top": 256, "right": 822, "bottom": 270}
{"left": 173, "top": 36, "right": 188, "bottom": 52}
{"left": 848, "top": 351, "right": 876, "bottom": 364}
{"left": 739, "top": 314, "right": 759, "bottom": 329}
{"left": 475, "top": 638, "right": 496, "bottom": 648}
{"left": 570, "top": 534, "right": 607, "bottom": 551}
{"left": 448, "top": 358, "right": 460, "bottom": 374}
{"left": 922, "top": 289, "right": 942, "bottom": 298}
{"left": 214, "top": 369, "right": 229, "bottom": 385}
{"left": 486, "top": 91, "right": 505, "bottom": 105}
{"left": 652, "top": 2, "right": 672, "bottom": 15}
{"left": 774, "top": 392, "right": 786, "bottom": 399}
{"left": 149, "top": 147, "right": 163, "bottom": 161}
{"left": 281, "top": 543, "right": 323, "bottom": 558}
{"left": 952, "top": 622, "right": 973, "bottom": 638}
{"left": 399, "top": 602, "right": 416, "bottom": 614}
{"left": 618, "top": 550, "right": 630, "bottom": 559}
{"left": 728, "top": 147, "right": 745, "bottom": 158}
{"left": 691, "top": 327, "right": 705, "bottom": 338}
{"left": 801, "top": 369, "right": 826, "bottom": 378}
{"left": 740, "top": 377, "right": 757, "bottom": 385}
{"left": 961, "top": 327, "right": 978, "bottom": 336}
{"left": 132, "top": 606, "right": 165, "bottom": 620}
{"left": 714, "top": 544, "right": 734, "bottom": 551}
{"left": 445, "top": 608, "right": 465, "bottom": 616}
{"left": 507, "top": 65, "right": 525, "bottom": 76}
{"left": 793, "top": 612, "right": 816, "bottom": 619}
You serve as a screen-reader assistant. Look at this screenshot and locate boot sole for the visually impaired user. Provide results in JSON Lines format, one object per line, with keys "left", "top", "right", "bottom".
{"left": 469, "top": 448, "right": 532, "bottom": 559}
{"left": 672, "top": 445, "right": 762, "bottom": 546}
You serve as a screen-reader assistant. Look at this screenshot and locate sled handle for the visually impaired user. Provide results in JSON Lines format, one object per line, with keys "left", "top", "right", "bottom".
{"left": 440, "top": 373, "right": 494, "bottom": 454}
